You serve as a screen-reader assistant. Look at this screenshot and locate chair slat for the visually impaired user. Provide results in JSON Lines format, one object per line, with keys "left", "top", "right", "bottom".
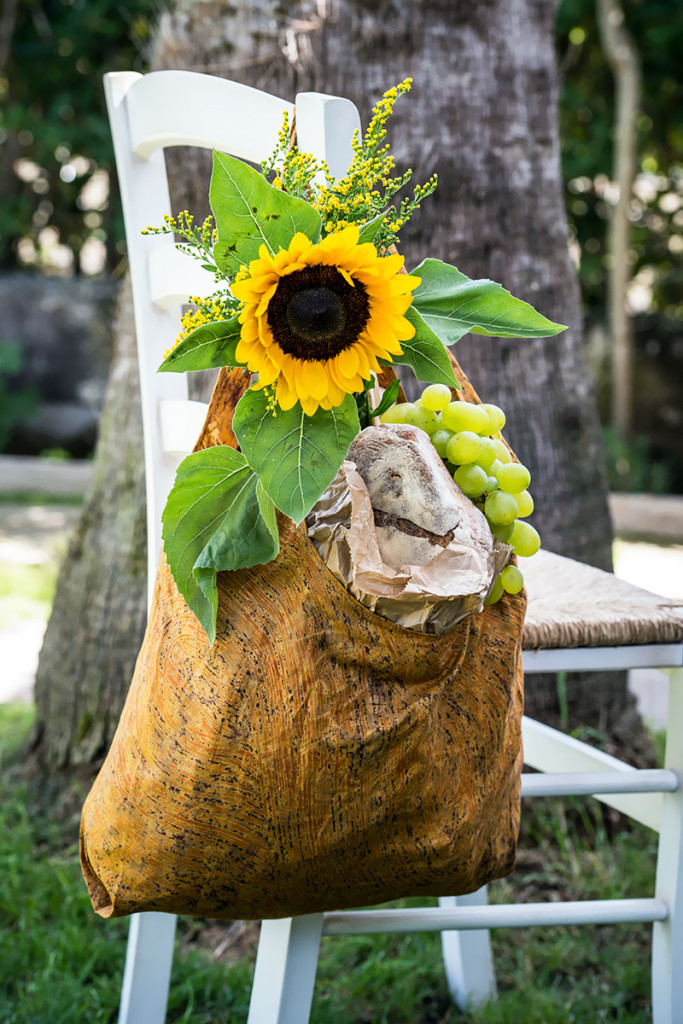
{"left": 322, "top": 898, "right": 669, "bottom": 935}
{"left": 148, "top": 247, "right": 216, "bottom": 310}
{"left": 159, "top": 400, "right": 209, "bottom": 459}
{"left": 523, "top": 715, "right": 663, "bottom": 830}
{"left": 521, "top": 769, "right": 678, "bottom": 798}
{"left": 126, "top": 70, "right": 294, "bottom": 162}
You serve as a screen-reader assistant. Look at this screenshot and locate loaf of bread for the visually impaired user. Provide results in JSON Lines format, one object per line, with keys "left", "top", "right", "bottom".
{"left": 347, "top": 424, "right": 493, "bottom": 569}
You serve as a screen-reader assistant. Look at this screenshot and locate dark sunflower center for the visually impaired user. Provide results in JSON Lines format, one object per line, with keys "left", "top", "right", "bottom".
{"left": 266, "top": 264, "right": 370, "bottom": 361}
{"left": 287, "top": 288, "right": 345, "bottom": 341}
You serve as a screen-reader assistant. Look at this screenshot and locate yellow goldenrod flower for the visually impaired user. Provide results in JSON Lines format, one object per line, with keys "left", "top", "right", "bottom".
{"left": 231, "top": 225, "right": 420, "bottom": 417}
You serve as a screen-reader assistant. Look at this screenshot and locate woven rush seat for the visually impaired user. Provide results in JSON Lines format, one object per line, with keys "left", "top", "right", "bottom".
{"left": 522, "top": 548, "right": 683, "bottom": 651}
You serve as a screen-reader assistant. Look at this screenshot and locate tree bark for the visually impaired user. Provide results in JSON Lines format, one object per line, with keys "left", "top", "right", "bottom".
{"left": 33, "top": 278, "right": 148, "bottom": 769}
{"left": 147, "top": 0, "right": 645, "bottom": 747}
{"left": 34, "top": 0, "right": 651, "bottom": 772}
{"left": 597, "top": 0, "right": 640, "bottom": 438}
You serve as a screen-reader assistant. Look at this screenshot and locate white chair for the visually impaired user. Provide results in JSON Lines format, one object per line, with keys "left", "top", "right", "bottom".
{"left": 104, "top": 68, "right": 683, "bottom": 1024}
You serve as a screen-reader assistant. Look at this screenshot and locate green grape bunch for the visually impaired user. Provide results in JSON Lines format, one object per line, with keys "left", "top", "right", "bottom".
{"left": 379, "top": 383, "right": 540, "bottom": 605}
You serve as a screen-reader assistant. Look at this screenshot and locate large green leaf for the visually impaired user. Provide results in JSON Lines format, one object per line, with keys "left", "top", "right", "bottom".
{"left": 392, "top": 306, "right": 460, "bottom": 388}
{"left": 158, "top": 315, "right": 244, "bottom": 373}
{"left": 233, "top": 388, "right": 360, "bottom": 524}
{"left": 210, "top": 152, "right": 322, "bottom": 276}
{"left": 410, "top": 258, "right": 567, "bottom": 345}
{"left": 161, "top": 446, "right": 280, "bottom": 643}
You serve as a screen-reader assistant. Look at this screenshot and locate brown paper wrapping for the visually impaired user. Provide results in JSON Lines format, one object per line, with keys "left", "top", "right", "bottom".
{"left": 307, "top": 461, "right": 511, "bottom": 634}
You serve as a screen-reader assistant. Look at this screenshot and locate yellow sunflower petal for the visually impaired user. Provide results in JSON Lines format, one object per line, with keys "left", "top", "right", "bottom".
{"left": 306, "top": 225, "right": 360, "bottom": 265}
{"left": 299, "top": 394, "right": 321, "bottom": 417}
{"left": 276, "top": 375, "right": 298, "bottom": 411}
{"left": 258, "top": 314, "right": 274, "bottom": 348}
{"left": 299, "top": 359, "right": 330, "bottom": 402}
{"left": 287, "top": 233, "right": 313, "bottom": 259}
{"left": 235, "top": 337, "right": 256, "bottom": 364}
{"left": 336, "top": 346, "right": 359, "bottom": 378}
{"left": 338, "top": 268, "right": 355, "bottom": 288}
{"left": 255, "top": 358, "right": 280, "bottom": 386}
{"left": 255, "top": 281, "right": 279, "bottom": 317}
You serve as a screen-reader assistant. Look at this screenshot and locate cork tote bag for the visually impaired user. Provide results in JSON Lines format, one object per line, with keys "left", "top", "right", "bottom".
{"left": 80, "top": 362, "right": 525, "bottom": 921}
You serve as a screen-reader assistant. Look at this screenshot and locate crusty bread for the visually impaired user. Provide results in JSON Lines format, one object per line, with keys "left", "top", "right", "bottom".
{"left": 347, "top": 424, "right": 493, "bottom": 568}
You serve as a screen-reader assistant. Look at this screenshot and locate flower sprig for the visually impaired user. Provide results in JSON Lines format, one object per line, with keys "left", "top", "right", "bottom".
{"left": 172, "top": 291, "right": 239, "bottom": 345}
{"left": 145, "top": 79, "right": 567, "bottom": 644}
{"left": 142, "top": 211, "right": 222, "bottom": 277}
{"left": 312, "top": 79, "right": 438, "bottom": 250}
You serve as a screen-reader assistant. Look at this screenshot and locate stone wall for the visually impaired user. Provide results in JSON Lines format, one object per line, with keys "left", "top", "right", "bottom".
{"left": 1, "top": 273, "right": 119, "bottom": 456}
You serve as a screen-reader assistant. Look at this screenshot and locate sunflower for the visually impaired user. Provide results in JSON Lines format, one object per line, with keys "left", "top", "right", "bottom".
{"left": 231, "top": 225, "right": 420, "bottom": 416}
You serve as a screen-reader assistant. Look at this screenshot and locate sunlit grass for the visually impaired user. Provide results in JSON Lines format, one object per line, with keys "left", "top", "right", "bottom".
{"left": 0, "top": 560, "right": 59, "bottom": 628}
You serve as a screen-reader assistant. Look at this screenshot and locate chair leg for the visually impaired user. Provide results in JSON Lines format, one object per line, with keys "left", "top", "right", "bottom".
{"left": 652, "top": 666, "right": 683, "bottom": 1024}
{"left": 247, "top": 914, "right": 324, "bottom": 1024}
{"left": 118, "top": 912, "right": 177, "bottom": 1024}
{"left": 439, "top": 888, "right": 496, "bottom": 1009}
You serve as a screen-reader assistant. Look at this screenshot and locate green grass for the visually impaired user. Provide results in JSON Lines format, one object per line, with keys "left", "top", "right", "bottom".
{"left": 0, "top": 560, "right": 59, "bottom": 628}
{"left": 0, "top": 705, "right": 659, "bottom": 1023}
{"left": 0, "top": 491, "right": 84, "bottom": 506}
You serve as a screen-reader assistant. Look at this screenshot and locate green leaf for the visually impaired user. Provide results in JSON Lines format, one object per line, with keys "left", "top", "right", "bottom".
{"left": 210, "top": 152, "right": 322, "bottom": 276}
{"left": 370, "top": 378, "right": 401, "bottom": 418}
{"left": 357, "top": 211, "right": 388, "bottom": 244}
{"left": 256, "top": 480, "right": 279, "bottom": 546}
{"left": 392, "top": 306, "right": 460, "bottom": 388}
{"left": 233, "top": 389, "right": 360, "bottom": 524}
{"left": 410, "top": 258, "right": 567, "bottom": 345}
{"left": 161, "top": 446, "right": 280, "bottom": 643}
{"left": 158, "top": 316, "right": 244, "bottom": 373}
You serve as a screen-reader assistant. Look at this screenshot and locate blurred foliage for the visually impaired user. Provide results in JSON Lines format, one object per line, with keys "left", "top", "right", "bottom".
{"left": 0, "top": 0, "right": 681, "bottom": 312}
{"left": 556, "top": 0, "right": 683, "bottom": 319}
{"left": 0, "top": 0, "right": 158, "bottom": 274}
{"left": 0, "top": 340, "right": 38, "bottom": 449}
{"left": 602, "top": 426, "right": 673, "bottom": 493}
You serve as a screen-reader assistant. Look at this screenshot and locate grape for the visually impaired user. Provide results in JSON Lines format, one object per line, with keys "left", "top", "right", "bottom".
{"left": 515, "top": 490, "right": 534, "bottom": 518}
{"left": 488, "top": 458, "right": 504, "bottom": 479}
{"left": 453, "top": 463, "right": 488, "bottom": 498}
{"left": 481, "top": 403, "right": 506, "bottom": 434}
{"left": 446, "top": 430, "right": 483, "bottom": 465}
{"left": 404, "top": 405, "right": 440, "bottom": 435}
{"left": 495, "top": 462, "right": 531, "bottom": 494}
{"left": 490, "top": 521, "right": 514, "bottom": 543}
{"left": 493, "top": 439, "right": 512, "bottom": 464}
{"left": 484, "top": 490, "right": 519, "bottom": 525}
{"left": 485, "top": 475, "right": 499, "bottom": 493}
{"left": 484, "top": 576, "right": 504, "bottom": 605}
{"left": 380, "top": 403, "right": 410, "bottom": 424}
{"left": 420, "top": 383, "right": 453, "bottom": 411}
{"left": 501, "top": 564, "right": 524, "bottom": 594}
{"left": 441, "top": 401, "right": 489, "bottom": 434}
{"left": 430, "top": 428, "right": 453, "bottom": 458}
{"left": 510, "top": 520, "right": 541, "bottom": 557}
{"left": 475, "top": 436, "right": 498, "bottom": 470}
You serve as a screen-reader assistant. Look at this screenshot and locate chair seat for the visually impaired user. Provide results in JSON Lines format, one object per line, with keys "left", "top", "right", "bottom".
{"left": 522, "top": 548, "right": 683, "bottom": 651}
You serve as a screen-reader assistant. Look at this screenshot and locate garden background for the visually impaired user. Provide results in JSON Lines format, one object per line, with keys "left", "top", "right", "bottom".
{"left": 1, "top": 0, "right": 682, "bottom": 1020}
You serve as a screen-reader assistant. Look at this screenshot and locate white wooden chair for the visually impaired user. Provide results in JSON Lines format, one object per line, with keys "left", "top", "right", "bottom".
{"left": 104, "top": 69, "right": 683, "bottom": 1024}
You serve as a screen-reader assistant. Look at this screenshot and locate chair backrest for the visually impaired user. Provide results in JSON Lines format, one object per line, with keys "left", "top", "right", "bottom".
{"left": 104, "top": 70, "right": 360, "bottom": 605}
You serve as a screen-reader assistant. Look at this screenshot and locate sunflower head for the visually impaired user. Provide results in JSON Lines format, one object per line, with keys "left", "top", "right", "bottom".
{"left": 231, "top": 226, "right": 420, "bottom": 416}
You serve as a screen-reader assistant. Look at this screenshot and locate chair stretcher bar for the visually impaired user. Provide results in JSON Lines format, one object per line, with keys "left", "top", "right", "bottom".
{"left": 322, "top": 898, "right": 669, "bottom": 935}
